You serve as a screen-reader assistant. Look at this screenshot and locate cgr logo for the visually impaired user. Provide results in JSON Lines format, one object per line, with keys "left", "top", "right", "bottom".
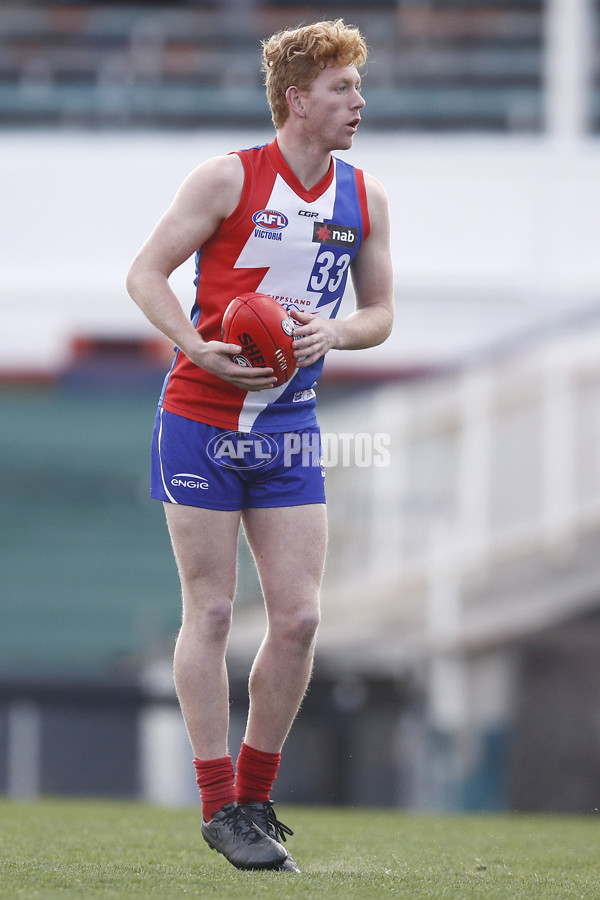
{"left": 252, "top": 209, "right": 289, "bottom": 230}
{"left": 171, "top": 473, "right": 209, "bottom": 490}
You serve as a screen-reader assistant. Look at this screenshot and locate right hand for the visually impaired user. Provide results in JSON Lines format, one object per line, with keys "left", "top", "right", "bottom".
{"left": 187, "top": 339, "right": 277, "bottom": 391}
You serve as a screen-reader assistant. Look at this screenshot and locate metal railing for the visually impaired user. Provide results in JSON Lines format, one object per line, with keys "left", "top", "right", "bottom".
{"left": 313, "top": 318, "right": 600, "bottom": 670}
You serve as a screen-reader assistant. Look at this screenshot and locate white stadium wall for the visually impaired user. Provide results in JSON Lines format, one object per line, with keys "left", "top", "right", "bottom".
{"left": 2, "top": 130, "right": 600, "bottom": 377}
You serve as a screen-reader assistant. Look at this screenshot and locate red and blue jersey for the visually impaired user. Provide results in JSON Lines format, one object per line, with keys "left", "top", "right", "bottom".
{"left": 159, "top": 139, "right": 370, "bottom": 433}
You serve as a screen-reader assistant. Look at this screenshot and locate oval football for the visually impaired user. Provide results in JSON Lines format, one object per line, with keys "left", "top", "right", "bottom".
{"left": 222, "top": 293, "right": 295, "bottom": 387}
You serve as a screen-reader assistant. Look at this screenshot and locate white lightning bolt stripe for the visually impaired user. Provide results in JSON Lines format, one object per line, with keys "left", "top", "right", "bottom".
{"left": 234, "top": 163, "right": 338, "bottom": 314}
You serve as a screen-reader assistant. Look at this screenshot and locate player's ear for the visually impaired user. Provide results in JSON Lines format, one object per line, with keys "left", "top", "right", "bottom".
{"left": 286, "top": 86, "right": 306, "bottom": 118}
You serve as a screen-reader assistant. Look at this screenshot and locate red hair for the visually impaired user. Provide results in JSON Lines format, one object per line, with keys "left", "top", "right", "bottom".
{"left": 262, "top": 19, "right": 368, "bottom": 129}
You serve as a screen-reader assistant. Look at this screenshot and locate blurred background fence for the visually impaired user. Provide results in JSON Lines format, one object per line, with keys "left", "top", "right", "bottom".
{"left": 2, "top": 0, "right": 600, "bottom": 813}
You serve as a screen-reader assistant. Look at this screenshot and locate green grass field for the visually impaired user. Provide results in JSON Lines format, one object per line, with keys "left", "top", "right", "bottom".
{"left": 1, "top": 799, "right": 599, "bottom": 899}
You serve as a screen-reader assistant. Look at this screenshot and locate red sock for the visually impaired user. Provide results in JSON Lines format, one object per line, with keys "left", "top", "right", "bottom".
{"left": 235, "top": 742, "right": 281, "bottom": 805}
{"left": 193, "top": 756, "right": 236, "bottom": 821}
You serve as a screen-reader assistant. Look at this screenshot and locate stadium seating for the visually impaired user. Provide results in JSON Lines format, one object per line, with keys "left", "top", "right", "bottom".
{"left": 0, "top": 1, "right": 546, "bottom": 130}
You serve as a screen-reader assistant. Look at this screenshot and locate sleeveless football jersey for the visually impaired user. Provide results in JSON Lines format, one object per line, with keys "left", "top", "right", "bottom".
{"left": 159, "top": 139, "right": 370, "bottom": 433}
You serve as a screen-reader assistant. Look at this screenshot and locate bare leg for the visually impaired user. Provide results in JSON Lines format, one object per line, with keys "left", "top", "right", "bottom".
{"left": 164, "top": 503, "right": 241, "bottom": 760}
{"left": 241, "top": 504, "right": 327, "bottom": 753}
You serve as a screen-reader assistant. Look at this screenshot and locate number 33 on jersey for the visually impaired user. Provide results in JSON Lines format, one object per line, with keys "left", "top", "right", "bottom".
{"left": 233, "top": 139, "right": 369, "bottom": 320}
{"left": 160, "top": 138, "right": 370, "bottom": 433}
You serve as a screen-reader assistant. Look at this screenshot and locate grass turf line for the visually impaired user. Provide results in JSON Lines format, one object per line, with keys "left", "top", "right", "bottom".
{"left": 1, "top": 798, "right": 599, "bottom": 899}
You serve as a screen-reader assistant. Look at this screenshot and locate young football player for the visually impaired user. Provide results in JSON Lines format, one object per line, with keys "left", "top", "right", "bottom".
{"left": 126, "top": 18, "right": 393, "bottom": 872}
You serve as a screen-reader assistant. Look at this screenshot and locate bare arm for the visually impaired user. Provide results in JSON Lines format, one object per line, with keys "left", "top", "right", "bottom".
{"left": 292, "top": 173, "right": 394, "bottom": 365}
{"left": 126, "top": 154, "right": 277, "bottom": 391}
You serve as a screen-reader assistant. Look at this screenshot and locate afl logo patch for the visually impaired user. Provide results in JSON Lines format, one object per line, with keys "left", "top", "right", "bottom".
{"left": 207, "top": 431, "right": 280, "bottom": 470}
{"left": 281, "top": 317, "right": 295, "bottom": 337}
{"left": 252, "top": 209, "right": 289, "bottom": 230}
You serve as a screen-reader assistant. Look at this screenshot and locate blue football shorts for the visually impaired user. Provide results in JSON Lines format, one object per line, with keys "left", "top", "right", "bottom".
{"left": 150, "top": 407, "right": 326, "bottom": 510}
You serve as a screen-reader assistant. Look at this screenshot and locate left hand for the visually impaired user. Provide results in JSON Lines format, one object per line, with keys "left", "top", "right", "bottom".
{"left": 290, "top": 310, "right": 337, "bottom": 367}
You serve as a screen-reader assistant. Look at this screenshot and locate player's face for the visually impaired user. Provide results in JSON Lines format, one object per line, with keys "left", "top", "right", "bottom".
{"left": 302, "top": 64, "right": 365, "bottom": 151}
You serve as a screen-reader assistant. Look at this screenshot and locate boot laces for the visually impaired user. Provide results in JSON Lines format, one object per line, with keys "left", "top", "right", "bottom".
{"left": 257, "top": 801, "right": 294, "bottom": 844}
{"left": 220, "top": 804, "right": 265, "bottom": 845}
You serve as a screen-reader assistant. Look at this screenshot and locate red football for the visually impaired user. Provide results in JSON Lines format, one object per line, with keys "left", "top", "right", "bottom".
{"left": 221, "top": 292, "right": 296, "bottom": 387}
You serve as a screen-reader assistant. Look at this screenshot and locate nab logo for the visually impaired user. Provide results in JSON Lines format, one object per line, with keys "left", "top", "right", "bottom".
{"left": 252, "top": 209, "right": 289, "bottom": 230}
{"left": 312, "top": 221, "right": 358, "bottom": 246}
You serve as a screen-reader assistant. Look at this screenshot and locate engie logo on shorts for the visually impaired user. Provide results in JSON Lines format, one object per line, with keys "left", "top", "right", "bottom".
{"left": 171, "top": 473, "right": 209, "bottom": 490}
{"left": 207, "top": 431, "right": 279, "bottom": 469}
